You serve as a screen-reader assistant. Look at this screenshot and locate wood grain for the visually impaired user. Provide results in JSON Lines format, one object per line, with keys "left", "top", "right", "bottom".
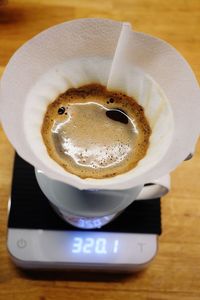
{"left": 0, "top": 0, "right": 200, "bottom": 299}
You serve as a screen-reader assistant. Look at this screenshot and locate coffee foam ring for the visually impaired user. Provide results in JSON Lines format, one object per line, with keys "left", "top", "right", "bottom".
{"left": 0, "top": 18, "right": 200, "bottom": 190}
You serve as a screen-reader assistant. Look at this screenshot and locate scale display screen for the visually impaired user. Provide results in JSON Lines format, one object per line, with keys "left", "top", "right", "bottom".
{"left": 71, "top": 236, "right": 119, "bottom": 255}
{"left": 67, "top": 231, "right": 153, "bottom": 264}
{"left": 8, "top": 229, "right": 157, "bottom": 265}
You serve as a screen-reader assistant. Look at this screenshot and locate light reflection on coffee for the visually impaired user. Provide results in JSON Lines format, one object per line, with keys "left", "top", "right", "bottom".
{"left": 41, "top": 84, "right": 151, "bottom": 179}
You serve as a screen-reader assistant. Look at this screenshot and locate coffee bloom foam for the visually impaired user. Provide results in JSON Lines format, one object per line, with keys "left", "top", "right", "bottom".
{"left": 41, "top": 83, "right": 151, "bottom": 178}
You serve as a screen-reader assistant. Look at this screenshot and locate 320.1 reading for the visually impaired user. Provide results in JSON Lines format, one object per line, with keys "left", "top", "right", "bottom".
{"left": 72, "top": 237, "right": 119, "bottom": 254}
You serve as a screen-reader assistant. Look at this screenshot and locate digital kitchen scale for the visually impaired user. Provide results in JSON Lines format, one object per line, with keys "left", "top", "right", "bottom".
{"left": 7, "top": 154, "right": 161, "bottom": 272}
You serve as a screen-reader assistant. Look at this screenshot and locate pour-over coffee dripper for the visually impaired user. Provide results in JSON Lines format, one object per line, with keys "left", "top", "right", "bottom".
{"left": 1, "top": 19, "right": 199, "bottom": 230}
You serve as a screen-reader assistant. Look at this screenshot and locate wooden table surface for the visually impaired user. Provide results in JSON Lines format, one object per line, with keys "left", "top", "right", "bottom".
{"left": 0, "top": 0, "right": 200, "bottom": 299}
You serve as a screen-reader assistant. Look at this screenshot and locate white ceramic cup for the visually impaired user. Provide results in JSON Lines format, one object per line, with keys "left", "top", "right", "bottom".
{"left": 35, "top": 169, "right": 169, "bottom": 229}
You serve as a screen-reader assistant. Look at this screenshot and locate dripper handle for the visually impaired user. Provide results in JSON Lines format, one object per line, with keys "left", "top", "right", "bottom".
{"left": 136, "top": 174, "right": 170, "bottom": 200}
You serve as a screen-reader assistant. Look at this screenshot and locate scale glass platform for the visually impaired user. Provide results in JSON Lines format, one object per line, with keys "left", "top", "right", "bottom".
{"left": 7, "top": 154, "right": 161, "bottom": 272}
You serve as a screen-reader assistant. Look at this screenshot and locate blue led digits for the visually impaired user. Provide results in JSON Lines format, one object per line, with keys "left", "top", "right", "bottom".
{"left": 83, "top": 238, "right": 94, "bottom": 254}
{"left": 113, "top": 240, "right": 119, "bottom": 253}
{"left": 72, "top": 236, "right": 119, "bottom": 254}
{"left": 94, "top": 238, "right": 107, "bottom": 254}
{"left": 72, "top": 237, "right": 82, "bottom": 253}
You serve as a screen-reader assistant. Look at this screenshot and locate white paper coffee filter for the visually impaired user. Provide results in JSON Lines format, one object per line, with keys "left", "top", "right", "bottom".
{"left": 23, "top": 56, "right": 173, "bottom": 189}
{"left": 0, "top": 18, "right": 200, "bottom": 190}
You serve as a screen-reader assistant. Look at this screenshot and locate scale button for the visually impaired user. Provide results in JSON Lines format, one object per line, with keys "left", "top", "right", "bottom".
{"left": 17, "top": 239, "right": 27, "bottom": 249}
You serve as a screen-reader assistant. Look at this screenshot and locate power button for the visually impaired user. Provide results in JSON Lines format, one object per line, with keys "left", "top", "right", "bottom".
{"left": 17, "top": 239, "right": 27, "bottom": 249}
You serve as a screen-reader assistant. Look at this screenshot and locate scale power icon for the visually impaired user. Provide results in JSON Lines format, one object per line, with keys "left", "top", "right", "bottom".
{"left": 17, "top": 239, "right": 27, "bottom": 249}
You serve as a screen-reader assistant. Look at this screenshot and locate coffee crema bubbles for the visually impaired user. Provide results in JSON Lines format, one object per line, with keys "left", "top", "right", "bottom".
{"left": 41, "top": 84, "right": 151, "bottom": 179}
